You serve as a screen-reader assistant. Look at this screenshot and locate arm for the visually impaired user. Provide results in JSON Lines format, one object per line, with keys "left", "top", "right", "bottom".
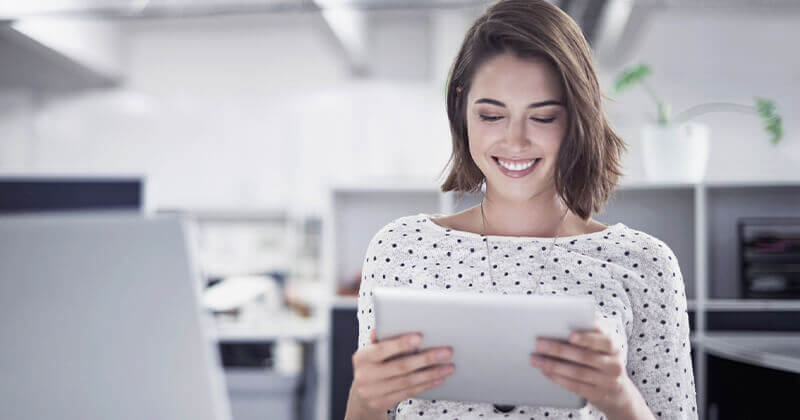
{"left": 345, "top": 389, "right": 390, "bottom": 420}
{"left": 622, "top": 240, "right": 698, "bottom": 419}
{"left": 345, "top": 224, "right": 398, "bottom": 420}
{"left": 603, "top": 377, "right": 658, "bottom": 420}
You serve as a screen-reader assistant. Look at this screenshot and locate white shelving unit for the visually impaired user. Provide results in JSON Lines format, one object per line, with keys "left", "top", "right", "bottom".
{"left": 320, "top": 178, "right": 800, "bottom": 420}
{"left": 156, "top": 207, "right": 326, "bottom": 420}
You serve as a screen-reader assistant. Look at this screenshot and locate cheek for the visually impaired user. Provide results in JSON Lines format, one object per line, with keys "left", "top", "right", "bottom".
{"left": 537, "top": 124, "right": 566, "bottom": 154}
{"left": 466, "top": 122, "right": 492, "bottom": 159}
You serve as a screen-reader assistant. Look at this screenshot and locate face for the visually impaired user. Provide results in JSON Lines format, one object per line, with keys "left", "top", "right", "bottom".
{"left": 466, "top": 53, "right": 568, "bottom": 202}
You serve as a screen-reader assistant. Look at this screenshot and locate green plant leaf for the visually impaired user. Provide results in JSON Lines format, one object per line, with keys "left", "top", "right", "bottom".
{"left": 614, "top": 63, "right": 652, "bottom": 94}
{"left": 755, "top": 97, "right": 784, "bottom": 145}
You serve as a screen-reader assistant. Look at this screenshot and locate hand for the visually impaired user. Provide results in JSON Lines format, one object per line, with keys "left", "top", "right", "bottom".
{"left": 350, "top": 330, "right": 455, "bottom": 412}
{"left": 530, "top": 318, "right": 643, "bottom": 418}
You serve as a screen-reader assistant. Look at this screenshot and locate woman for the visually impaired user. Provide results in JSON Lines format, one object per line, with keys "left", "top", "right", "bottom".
{"left": 345, "top": 0, "right": 697, "bottom": 419}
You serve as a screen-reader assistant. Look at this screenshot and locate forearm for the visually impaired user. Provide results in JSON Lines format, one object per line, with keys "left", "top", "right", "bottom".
{"left": 344, "top": 387, "right": 388, "bottom": 420}
{"left": 604, "top": 378, "right": 657, "bottom": 420}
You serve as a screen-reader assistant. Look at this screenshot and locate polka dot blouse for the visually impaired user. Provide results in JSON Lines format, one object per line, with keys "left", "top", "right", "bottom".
{"left": 356, "top": 213, "right": 698, "bottom": 419}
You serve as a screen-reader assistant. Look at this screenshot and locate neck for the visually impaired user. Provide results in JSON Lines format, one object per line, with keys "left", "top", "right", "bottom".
{"left": 480, "top": 187, "right": 571, "bottom": 238}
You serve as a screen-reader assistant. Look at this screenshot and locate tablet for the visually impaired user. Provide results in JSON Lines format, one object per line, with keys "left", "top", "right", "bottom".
{"left": 373, "top": 286, "right": 596, "bottom": 409}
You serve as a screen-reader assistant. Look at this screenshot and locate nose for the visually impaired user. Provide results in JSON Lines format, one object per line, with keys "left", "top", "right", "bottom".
{"left": 505, "top": 114, "right": 531, "bottom": 150}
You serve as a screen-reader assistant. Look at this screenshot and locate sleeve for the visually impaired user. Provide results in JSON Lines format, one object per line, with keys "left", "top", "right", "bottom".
{"left": 355, "top": 223, "right": 398, "bottom": 419}
{"left": 623, "top": 239, "right": 698, "bottom": 419}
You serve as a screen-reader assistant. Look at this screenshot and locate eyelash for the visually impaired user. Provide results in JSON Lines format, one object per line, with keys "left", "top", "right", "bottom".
{"left": 479, "top": 115, "right": 556, "bottom": 123}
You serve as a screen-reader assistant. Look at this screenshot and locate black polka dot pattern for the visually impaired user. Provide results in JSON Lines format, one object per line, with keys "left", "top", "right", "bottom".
{"left": 356, "top": 213, "right": 698, "bottom": 419}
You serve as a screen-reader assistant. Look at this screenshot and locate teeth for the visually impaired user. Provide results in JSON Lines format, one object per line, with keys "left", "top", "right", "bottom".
{"left": 497, "top": 158, "right": 537, "bottom": 171}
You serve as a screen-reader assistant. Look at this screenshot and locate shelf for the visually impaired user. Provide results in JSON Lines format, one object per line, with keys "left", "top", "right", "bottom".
{"left": 701, "top": 331, "right": 800, "bottom": 374}
{"left": 323, "top": 180, "right": 800, "bottom": 420}
{"left": 330, "top": 178, "right": 800, "bottom": 192}
{"left": 617, "top": 180, "right": 697, "bottom": 190}
{"left": 158, "top": 208, "right": 289, "bottom": 222}
{"left": 701, "top": 299, "right": 800, "bottom": 311}
{"left": 212, "top": 313, "right": 325, "bottom": 342}
{"left": 334, "top": 298, "right": 800, "bottom": 312}
{"left": 330, "top": 295, "right": 358, "bottom": 309}
{"left": 334, "top": 297, "right": 797, "bottom": 312}
{"left": 329, "top": 179, "right": 442, "bottom": 193}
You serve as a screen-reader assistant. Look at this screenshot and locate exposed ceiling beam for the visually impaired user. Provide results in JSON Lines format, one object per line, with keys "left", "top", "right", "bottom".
{"left": 314, "top": 1, "right": 368, "bottom": 76}
{"left": 0, "top": 1, "right": 492, "bottom": 20}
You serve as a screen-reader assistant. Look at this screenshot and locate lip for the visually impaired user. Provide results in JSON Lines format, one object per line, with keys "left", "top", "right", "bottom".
{"left": 493, "top": 156, "right": 540, "bottom": 178}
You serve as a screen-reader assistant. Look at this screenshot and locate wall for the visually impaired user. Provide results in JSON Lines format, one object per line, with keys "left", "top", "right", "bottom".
{"left": 0, "top": 5, "right": 797, "bottom": 215}
{"left": 595, "top": 6, "right": 800, "bottom": 182}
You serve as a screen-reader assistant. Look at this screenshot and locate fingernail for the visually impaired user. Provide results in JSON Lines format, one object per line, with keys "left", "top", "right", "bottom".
{"left": 531, "top": 355, "right": 541, "bottom": 366}
{"left": 437, "top": 349, "right": 452, "bottom": 361}
{"left": 408, "top": 335, "right": 421, "bottom": 346}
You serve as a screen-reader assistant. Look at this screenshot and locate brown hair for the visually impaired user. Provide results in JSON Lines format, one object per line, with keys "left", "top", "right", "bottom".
{"left": 438, "top": 0, "right": 627, "bottom": 220}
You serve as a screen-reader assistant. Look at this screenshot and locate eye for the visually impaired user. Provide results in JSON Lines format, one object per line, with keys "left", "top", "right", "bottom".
{"left": 479, "top": 114, "right": 502, "bottom": 122}
{"left": 531, "top": 117, "right": 556, "bottom": 123}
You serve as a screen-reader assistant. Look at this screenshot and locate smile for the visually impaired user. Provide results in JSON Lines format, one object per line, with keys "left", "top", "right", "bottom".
{"left": 493, "top": 156, "right": 540, "bottom": 178}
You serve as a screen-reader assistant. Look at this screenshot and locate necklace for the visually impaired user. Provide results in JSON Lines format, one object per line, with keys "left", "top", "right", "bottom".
{"left": 480, "top": 199, "right": 568, "bottom": 293}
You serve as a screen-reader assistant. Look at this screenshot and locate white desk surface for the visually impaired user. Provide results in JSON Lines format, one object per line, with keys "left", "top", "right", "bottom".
{"left": 212, "top": 312, "right": 325, "bottom": 342}
{"left": 701, "top": 331, "right": 800, "bottom": 374}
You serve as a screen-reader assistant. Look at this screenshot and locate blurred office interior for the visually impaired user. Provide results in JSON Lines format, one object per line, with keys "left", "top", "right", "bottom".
{"left": 1, "top": 1, "right": 799, "bottom": 419}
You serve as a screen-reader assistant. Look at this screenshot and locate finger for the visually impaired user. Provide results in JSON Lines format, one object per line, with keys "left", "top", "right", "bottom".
{"left": 568, "top": 330, "right": 618, "bottom": 355}
{"left": 541, "top": 369, "right": 598, "bottom": 400}
{"left": 362, "top": 364, "right": 454, "bottom": 400}
{"left": 370, "top": 376, "right": 446, "bottom": 411}
{"left": 536, "top": 338, "right": 612, "bottom": 372}
{"left": 376, "top": 347, "right": 452, "bottom": 380}
{"left": 532, "top": 354, "right": 607, "bottom": 386}
{"left": 368, "top": 333, "right": 423, "bottom": 363}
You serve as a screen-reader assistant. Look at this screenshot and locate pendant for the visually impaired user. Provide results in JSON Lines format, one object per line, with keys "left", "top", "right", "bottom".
{"left": 494, "top": 404, "right": 516, "bottom": 413}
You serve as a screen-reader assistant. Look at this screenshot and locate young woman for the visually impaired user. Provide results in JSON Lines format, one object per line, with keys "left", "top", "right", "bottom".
{"left": 346, "top": 1, "right": 697, "bottom": 419}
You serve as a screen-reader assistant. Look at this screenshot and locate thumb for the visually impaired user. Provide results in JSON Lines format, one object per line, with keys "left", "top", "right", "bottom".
{"left": 592, "top": 311, "right": 603, "bottom": 332}
{"left": 371, "top": 329, "right": 377, "bottom": 344}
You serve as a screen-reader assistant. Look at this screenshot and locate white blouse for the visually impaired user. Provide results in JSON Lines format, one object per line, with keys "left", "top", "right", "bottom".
{"left": 356, "top": 213, "right": 698, "bottom": 419}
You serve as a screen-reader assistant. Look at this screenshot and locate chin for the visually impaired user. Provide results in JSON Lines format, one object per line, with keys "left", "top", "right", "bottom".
{"left": 491, "top": 182, "right": 542, "bottom": 201}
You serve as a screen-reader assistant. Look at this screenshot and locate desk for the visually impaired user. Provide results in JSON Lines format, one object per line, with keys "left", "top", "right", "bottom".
{"left": 211, "top": 313, "right": 325, "bottom": 420}
{"left": 213, "top": 312, "right": 325, "bottom": 342}
{"left": 701, "top": 332, "right": 800, "bottom": 374}
{"left": 701, "top": 332, "right": 800, "bottom": 420}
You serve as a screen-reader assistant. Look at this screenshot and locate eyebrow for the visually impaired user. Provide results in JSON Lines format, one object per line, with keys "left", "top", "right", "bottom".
{"left": 474, "top": 98, "right": 563, "bottom": 108}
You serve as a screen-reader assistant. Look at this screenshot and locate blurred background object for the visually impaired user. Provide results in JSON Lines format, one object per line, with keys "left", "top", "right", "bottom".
{"left": 1, "top": 1, "right": 800, "bottom": 419}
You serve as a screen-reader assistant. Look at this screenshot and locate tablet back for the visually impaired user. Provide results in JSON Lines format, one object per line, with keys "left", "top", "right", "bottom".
{"left": 373, "top": 286, "right": 595, "bottom": 409}
{"left": 0, "top": 211, "right": 231, "bottom": 420}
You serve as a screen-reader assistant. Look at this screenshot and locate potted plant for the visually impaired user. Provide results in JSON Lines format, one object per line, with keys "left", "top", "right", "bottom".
{"left": 614, "top": 63, "right": 784, "bottom": 182}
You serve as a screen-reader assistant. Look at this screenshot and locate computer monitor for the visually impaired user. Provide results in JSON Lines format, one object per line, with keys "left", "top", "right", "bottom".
{"left": 0, "top": 211, "right": 231, "bottom": 420}
{"left": 0, "top": 176, "right": 142, "bottom": 214}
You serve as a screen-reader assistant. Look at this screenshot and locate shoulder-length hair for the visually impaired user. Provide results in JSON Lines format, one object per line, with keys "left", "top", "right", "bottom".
{"left": 439, "top": 0, "right": 627, "bottom": 220}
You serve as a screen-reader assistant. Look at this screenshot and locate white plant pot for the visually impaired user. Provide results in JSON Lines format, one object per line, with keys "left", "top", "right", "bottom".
{"left": 641, "top": 122, "right": 710, "bottom": 183}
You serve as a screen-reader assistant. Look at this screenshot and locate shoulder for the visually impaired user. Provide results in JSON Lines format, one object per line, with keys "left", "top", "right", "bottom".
{"left": 363, "top": 214, "right": 428, "bottom": 255}
{"left": 619, "top": 225, "right": 681, "bottom": 272}
{"left": 614, "top": 226, "right": 687, "bottom": 304}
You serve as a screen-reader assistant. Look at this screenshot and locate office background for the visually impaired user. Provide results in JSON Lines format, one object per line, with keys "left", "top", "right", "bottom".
{"left": 1, "top": 1, "right": 799, "bottom": 420}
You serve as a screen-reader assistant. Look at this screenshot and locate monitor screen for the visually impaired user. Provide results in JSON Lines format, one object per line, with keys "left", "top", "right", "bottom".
{"left": 0, "top": 177, "right": 142, "bottom": 214}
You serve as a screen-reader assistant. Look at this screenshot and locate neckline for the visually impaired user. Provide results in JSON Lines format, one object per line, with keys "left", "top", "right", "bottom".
{"left": 420, "top": 212, "right": 625, "bottom": 243}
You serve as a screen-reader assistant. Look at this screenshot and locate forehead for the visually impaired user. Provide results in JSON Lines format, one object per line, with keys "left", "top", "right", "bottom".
{"left": 469, "top": 53, "right": 563, "bottom": 103}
